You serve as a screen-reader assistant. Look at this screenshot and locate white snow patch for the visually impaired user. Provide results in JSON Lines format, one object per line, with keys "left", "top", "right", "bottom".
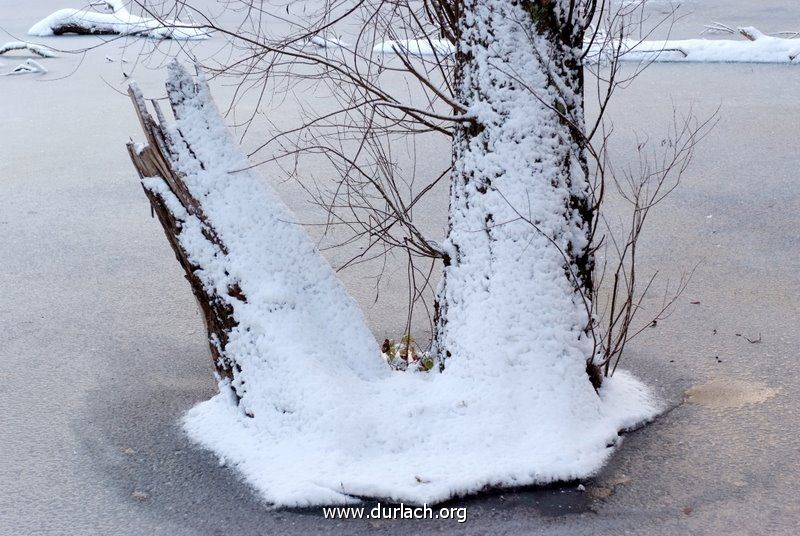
{"left": 185, "top": 370, "right": 659, "bottom": 506}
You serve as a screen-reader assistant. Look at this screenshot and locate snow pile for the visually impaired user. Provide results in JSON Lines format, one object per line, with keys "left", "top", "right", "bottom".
{"left": 29, "top": 0, "right": 208, "bottom": 40}
{"left": 143, "top": 61, "right": 660, "bottom": 507}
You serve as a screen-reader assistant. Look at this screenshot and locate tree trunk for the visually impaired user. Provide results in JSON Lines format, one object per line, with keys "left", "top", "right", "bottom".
{"left": 434, "top": 0, "right": 596, "bottom": 382}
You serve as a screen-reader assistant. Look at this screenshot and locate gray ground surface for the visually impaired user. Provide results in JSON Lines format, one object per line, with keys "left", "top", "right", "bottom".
{"left": 1, "top": 1, "right": 799, "bottom": 534}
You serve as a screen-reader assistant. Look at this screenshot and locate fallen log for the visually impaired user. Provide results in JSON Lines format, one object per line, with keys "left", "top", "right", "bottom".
{"left": 30, "top": 1, "right": 208, "bottom": 40}
{"left": 590, "top": 26, "right": 800, "bottom": 64}
{"left": 378, "top": 27, "right": 800, "bottom": 64}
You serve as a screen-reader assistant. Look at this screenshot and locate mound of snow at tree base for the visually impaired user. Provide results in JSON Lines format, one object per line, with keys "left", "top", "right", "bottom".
{"left": 186, "top": 371, "right": 658, "bottom": 505}
{"left": 142, "top": 62, "right": 660, "bottom": 506}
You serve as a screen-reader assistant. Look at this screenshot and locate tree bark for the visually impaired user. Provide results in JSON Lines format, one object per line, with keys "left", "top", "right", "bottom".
{"left": 126, "top": 83, "right": 243, "bottom": 396}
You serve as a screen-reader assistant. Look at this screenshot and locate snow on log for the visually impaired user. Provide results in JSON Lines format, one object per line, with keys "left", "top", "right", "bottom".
{"left": 376, "top": 28, "right": 800, "bottom": 64}
{"left": 592, "top": 27, "right": 800, "bottom": 63}
{"left": 128, "top": 62, "right": 660, "bottom": 507}
{"left": 308, "top": 35, "right": 350, "bottom": 49}
{"left": 373, "top": 38, "right": 454, "bottom": 56}
{"left": 29, "top": 1, "right": 208, "bottom": 40}
{"left": 1, "top": 59, "right": 48, "bottom": 75}
{"left": 0, "top": 41, "right": 57, "bottom": 58}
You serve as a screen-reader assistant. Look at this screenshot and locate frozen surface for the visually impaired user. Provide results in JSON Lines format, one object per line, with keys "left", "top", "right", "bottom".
{"left": 143, "top": 62, "right": 659, "bottom": 506}
{"left": 2, "top": 0, "right": 800, "bottom": 534}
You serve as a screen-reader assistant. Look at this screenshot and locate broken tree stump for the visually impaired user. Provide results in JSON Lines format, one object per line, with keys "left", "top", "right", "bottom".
{"left": 126, "top": 70, "right": 243, "bottom": 397}
{"left": 125, "top": 62, "right": 383, "bottom": 418}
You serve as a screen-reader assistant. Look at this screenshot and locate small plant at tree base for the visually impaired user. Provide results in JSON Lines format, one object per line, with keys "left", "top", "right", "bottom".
{"left": 382, "top": 335, "right": 434, "bottom": 372}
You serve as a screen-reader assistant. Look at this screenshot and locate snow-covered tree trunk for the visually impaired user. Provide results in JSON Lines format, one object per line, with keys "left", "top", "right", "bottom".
{"left": 434, "top": 0, "right": 596, "bottom": 382}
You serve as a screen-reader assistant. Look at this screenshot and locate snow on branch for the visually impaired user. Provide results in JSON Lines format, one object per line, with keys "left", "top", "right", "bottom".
{"left": 0, "top": 41, "right": 57, "bottom": 58}
{"left": 1, "top": 59, "right": 49, "bottom": 76}
{"left": 308, "top": 35, "right": 350, "bottom": 50}
{"left": 28, "top": 1, "right": 209, "bottom": 40}
{"left": 373, "top": 38, "right": 455, "bottom": 57}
